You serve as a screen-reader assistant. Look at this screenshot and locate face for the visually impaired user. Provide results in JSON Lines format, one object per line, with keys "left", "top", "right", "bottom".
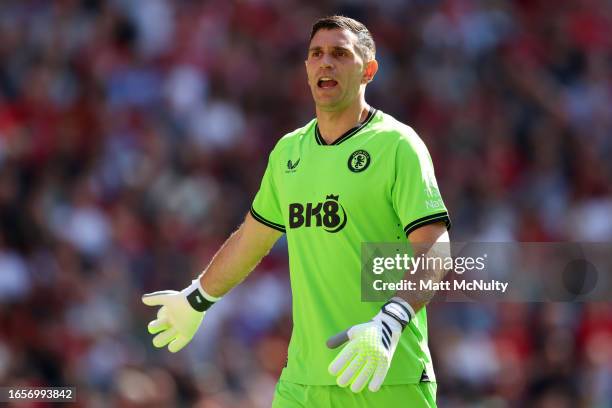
{"left": 305, "top": 28, "right": 376, "bottom": 111}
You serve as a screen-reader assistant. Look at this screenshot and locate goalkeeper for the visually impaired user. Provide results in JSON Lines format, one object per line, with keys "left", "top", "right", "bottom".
{"left": 143, "top": 15, "right": 451, "bottom": 408}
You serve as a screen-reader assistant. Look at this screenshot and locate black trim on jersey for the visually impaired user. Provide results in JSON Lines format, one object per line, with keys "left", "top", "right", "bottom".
{"left": 403, "top": 212, "right": 451, "bottom": 236}
{"left": 250, "top": 206, "right": 286, "bottom": 233}
{"left": 315, "top": 126, "right": 327, "bottom": 145}
{"left": 315, "top": 108, "right": 377, "bottom": 146}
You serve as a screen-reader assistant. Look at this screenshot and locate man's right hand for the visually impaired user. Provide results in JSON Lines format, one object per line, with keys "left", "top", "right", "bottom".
{"left": 142, "top": 279, "right": 216, "bottom": 353}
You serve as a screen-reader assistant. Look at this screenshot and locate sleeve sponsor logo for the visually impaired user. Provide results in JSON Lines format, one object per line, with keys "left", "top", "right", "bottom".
{"left": 425, "top": 199, "right": 443, "bottom": 209}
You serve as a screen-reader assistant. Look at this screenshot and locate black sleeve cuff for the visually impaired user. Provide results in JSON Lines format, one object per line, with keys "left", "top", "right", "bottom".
{"left": 250, "top": 206, "right": 286, "bottom": 233}
{"left": 403, "top": 212, "right": 451, "bottom": 236}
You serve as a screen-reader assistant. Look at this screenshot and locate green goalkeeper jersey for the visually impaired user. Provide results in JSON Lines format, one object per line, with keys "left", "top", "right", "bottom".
{"left": 251, "top": 108, "right": 450, "bottom": 385}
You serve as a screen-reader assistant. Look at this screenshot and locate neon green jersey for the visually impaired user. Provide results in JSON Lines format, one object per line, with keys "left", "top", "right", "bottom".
{"left": 251, "top": 108, "right": 450, "bottom": 385}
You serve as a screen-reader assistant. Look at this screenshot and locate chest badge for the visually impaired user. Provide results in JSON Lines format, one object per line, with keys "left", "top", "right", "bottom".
{"left": 348, "top": 150, "right": 370, "bottom": 172}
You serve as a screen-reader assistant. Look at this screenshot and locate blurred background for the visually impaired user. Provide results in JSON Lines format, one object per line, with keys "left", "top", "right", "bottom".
{"left": 0, "top": 0, "right": 611, "bottom": 406}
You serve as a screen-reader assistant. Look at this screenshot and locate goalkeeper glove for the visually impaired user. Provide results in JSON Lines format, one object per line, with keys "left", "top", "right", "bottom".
{"left": 142, "top": 278, "right": 219, "bottom": 352}
{"left": 327, "top": 297, "right": 414, "bottom": 393}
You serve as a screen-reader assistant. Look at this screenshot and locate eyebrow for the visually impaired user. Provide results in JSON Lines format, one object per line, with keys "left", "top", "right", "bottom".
{"left": 308, "top": 46, "right": 352, "bottom": 53}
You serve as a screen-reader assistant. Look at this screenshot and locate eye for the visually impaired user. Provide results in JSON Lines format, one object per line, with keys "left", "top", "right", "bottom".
{"left": 310, "top": 50, "right": 321, "bottom": 58}
{"left": 334, "top": 50, "right": 348, "bottom": 57}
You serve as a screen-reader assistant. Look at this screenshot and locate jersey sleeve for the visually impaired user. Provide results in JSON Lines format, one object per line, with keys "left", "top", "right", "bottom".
{"left": 250, "top": 151, "right": 286, "bottom": 233}
{"left": 391, "top": 130, "right": 451, "bottom": 237}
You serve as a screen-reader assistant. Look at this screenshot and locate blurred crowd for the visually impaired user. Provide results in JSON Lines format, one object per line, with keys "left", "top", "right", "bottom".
{"left": 0, "top": 0, "right": 611, "bottom": 406}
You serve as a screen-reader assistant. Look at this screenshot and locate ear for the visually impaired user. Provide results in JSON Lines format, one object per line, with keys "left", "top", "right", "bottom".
{"left": 362, "top": 59, "right": 378, "bottom": 84}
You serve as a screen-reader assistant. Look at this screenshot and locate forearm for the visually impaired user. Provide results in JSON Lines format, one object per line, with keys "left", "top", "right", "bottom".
{"left": 394, "top": 223, "right": 450, "bottom": 314}
{"left": 200, "top": 212, "right": 283, "bottom": 297}
{"left": 394, "top": 242, "right": 450, "bottom": 313}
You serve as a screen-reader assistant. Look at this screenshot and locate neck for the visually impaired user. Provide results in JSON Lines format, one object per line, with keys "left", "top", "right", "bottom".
{"left": 316, "top": 99, "right": 370, "bottom": 144}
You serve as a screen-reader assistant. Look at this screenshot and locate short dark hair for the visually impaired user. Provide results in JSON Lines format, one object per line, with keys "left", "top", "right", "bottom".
{"left": 310, "top": 15, "right": 376, "bottom": 61}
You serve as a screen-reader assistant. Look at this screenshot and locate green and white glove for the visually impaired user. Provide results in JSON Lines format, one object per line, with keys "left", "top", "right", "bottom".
{"left": 142, "top": 278, "right": 219, "bottom": 353}
{"left": 327, "top": 297, "right": 415, "bottom": 392}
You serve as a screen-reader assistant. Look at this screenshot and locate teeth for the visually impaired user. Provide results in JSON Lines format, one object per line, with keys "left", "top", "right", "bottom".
{"left": 320, "top": 77, "right": 333, "bottom": 81}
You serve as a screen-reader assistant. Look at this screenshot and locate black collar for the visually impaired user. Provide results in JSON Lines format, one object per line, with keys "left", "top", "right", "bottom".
{"left": 315, "top": 108, "right": 377, "bottom": 146}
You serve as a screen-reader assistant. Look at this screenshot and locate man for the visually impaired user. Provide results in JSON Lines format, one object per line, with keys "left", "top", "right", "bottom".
{"left": 142, "top": 15, "right": 450, "bottom": 407}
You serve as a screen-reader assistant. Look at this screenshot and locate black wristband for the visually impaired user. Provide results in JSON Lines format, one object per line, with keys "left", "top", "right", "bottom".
{"left": 186, "top": 288, "right": 215, "bottom": 312}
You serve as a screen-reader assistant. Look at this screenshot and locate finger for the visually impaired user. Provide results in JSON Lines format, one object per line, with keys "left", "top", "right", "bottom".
{"left": 329, "top": 343, "right": 357, "bottom": 375}
{"left": 326, "top": 330, "right": 349, "bottom": 349}
{"left": 142, "top": 291, "right": 176, "bottom": 306}
{"left": 168, "top": 335, "right": 191, "bottom": 353}
{"left": 147, "top": 317, "right": 170, "bottom": 334}
{"left": 337, "top": 354, "right": 366, "bottom": 388}
{"left": 368, "top": 362, "right": 389, "bottom": 392}
{"left": 351, "top": 359, "right": 376, "bottom": 393}
{"left": 157, "top": 306, "right": 168, "bottom": 320}
{"left": 152, "top": 328, "right": 177, "bottom": 348}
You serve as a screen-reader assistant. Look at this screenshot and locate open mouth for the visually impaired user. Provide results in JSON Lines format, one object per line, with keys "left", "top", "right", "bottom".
{"left": 317, "top": 77, "right": 338, "bottom": 88}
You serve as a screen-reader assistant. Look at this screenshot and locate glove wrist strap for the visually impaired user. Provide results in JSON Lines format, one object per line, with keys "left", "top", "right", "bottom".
{"left": 186, "top": 278, "right": 220, "bottom": 312}
{"left": 381, "top": 297, "right": 415, "bottom": 330}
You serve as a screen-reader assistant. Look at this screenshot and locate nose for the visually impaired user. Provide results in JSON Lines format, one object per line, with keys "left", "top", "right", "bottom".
{"left": 320, "top": 53, "right": 334, "bottom": 69}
